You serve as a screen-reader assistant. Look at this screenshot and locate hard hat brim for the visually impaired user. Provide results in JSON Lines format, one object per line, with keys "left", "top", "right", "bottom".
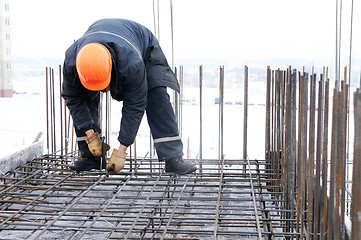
{"left": 79, "top": 73, "right": 111, "bottom": 91}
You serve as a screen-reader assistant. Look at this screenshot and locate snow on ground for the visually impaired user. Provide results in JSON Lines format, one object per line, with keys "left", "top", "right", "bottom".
{"left": 0, "top": 72, "right": 267, "bottom": 161}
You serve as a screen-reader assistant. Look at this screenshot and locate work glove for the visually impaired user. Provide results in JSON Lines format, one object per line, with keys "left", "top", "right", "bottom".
{"left": 85, "top": 132, "right": 110, "bottom": 157}
{"left": 106, "top": 149, "right": 127, "bottom": 175}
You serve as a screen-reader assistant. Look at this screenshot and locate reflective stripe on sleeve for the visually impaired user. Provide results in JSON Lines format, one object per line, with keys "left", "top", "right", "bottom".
{"left": 77, "top": 136, "right": 87, "bottom": 142}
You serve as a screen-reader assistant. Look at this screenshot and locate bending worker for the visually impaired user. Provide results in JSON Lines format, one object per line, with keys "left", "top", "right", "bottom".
{"left": 62, "top": 18, "right": 196, "bottom": 175}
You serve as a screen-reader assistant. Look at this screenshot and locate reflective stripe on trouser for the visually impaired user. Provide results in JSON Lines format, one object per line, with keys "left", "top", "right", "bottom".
{"left": 146, "top": 87, "right": 183, "bottom": 161}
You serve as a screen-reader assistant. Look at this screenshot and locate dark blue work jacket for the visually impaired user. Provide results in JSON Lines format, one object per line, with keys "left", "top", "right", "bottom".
{"left": 62, "top": 18, "right": 179, "bottom": 145}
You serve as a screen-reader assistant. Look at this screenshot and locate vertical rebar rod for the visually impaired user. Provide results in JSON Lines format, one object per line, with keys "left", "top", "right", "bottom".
{"left": 49, "top": 68, "right": 54, "bottom": 153}
{"left": 243, "top": 65, "right": 248, "bottom": 164}
{"left": 297, "top": 72, "right": 308, "bottom": 239}
{"left": 313, "top": 74, "right": 324, "bottom": 237}
{"left": 328, "top": 88, "right": 338, "bottom": 240}
{"left": 301, "top": 73, "right": 309, "bottom": 239}
{"left": 179, "top": 66, "right": 184, "bottom": 138}
{"left": 265, "top": 66, "right": 271, "bottom": 163}
{"left": 321, "top": 79, "right": 330, "bottom": 239}
{"left": 71, "top": 123, "right": 75, "bottom": 153}
{"left": 307, "top": 73, "right": 316, "bottom": 239}
{"left": 280, "top": 70, "right": 285, "bottom": 212}
{"left": 199, "top": 65, "right": 203, "bottom": 173}
{"left": 218, "top": 66, "right": 224, "bottom": 160}
{"left": 273, "top": 69, "right": 278, "bottom": 195}
{"left": 174, "top": 66, "right": 179, "bottom": 127}
{"left": 52, "top": 69, "right": 57, "bottom": 153}
{"left": 174, "top": 66, "right": 178, "bottom": 121}
{"left": 169, "top": 0, "right": 174, "bottom": 71}
{"left": 335, "top": 0, "right": 339, "bottom": 89}
{"left": 45, "top": 68, "right": 49, "bottom": 154}
{"left": 49, "top": 68, "right": 56, "bottom": 153}
{"left": 199, "top": 65, "right": 203, "bottom": 160}
{"left": 290, "top": 69, "right": 297, "bottom": 233}
{"left": 351, "top": 89, "right": 361, "bottom": 240}
{"left": 284, "top": 68, "right": 292, "bottom": 233}
{"left": 340, "top": 82, "right": 349, "bottom": 239}
{"left": 296, "top": 72, "right": 302, "bottom": 239}
{"left": 59, "top": 65, "right": 63, "bottom": 156}
{"left": 107, "top": 91, "right": 111, "bottom": 149}
{"left": 275, "top": 69, "right": 281, "bottom": 198}
{"left": 271, "top": 70, "right": 275, "bottom": 193}
{"left": 64, "top": 89, "right": 68, "bottom": 155}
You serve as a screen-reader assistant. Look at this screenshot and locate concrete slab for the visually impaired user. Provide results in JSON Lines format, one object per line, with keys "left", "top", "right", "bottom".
{"left": 0, "top": 141, "right": 44, "bottom": 175}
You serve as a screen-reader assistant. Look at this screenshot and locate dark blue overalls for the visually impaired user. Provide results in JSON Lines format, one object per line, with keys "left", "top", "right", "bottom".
{"left": 62, "top": 19, "right": 183, "bottom": 161}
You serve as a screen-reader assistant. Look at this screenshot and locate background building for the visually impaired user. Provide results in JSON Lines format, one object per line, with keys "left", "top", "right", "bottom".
{"left": 0, "top": 0, "right": 12, "bottom": 97}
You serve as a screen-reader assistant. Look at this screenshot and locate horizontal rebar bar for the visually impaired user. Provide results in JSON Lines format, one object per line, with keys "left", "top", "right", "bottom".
{"left": 0, "top": 154, "right": 297, "bottom": 239}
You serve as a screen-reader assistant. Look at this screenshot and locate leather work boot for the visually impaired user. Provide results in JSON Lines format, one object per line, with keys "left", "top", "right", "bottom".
{"left": 69, "top": 157, "right": 106, "bottom": 171}
{"left": 165, "top": 157, "right": 197, "bottom": 174}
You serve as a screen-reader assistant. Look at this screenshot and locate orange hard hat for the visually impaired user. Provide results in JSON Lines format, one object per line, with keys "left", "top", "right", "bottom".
{"left": 76, "top": 43, "right": 112, "bottom": 91}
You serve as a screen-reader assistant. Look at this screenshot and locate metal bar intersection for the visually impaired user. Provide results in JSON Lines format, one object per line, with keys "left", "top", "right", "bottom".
{"left": 0, "top": 154, "right": 298, "bottom": 239}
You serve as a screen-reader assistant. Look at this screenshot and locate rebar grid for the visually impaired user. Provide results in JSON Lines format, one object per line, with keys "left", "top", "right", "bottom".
{"left": 0, "top": 155, "right": 299, "bottom": 239}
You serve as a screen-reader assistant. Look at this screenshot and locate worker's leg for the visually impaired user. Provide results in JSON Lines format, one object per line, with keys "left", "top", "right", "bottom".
{"left": 70, "top": 94, "right": 104, "bottom": 171}
{"left": 146, "top": 87, "right": 196, "bottom": 174}
{"left": 146, "top": 86, "right": 182, "bottom": 160}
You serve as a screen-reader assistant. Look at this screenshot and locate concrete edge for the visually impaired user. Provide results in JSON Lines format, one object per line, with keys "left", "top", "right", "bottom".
{"left": 0, "top": 141, "right": 44, "bottom": 175}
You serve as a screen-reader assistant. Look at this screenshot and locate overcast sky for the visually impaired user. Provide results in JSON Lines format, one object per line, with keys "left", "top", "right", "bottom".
{"left": 10, "top": 0, "right": 361, "bottom": 70}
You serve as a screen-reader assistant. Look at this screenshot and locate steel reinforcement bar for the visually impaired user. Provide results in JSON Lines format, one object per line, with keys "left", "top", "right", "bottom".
{"left": 265, "top": 66, "right": 360, "bottom": 240}
{"left": 0, "top": 154, "right": 300, "bottom": 239}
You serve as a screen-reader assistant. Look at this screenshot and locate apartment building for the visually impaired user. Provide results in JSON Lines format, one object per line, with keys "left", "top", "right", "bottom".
{"left": 0, "top": 0, "right": 12, "bottom": 97}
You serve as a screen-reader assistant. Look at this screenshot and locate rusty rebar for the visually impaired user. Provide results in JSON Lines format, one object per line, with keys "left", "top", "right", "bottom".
{"left": 0, "top": 155, "right": 298, "bottom": 239}
{"left": 4, "top": 65, "right": 358, "bottom": 239}
{"left": 321, "top": 78, "right": 330, "bottom": 239}
{"left": 351, "top": 88, "right": 361, "bottom": 239}
{"left": 313, "top": 74, "right": 324, "bottom": 237}
{"left": 307, "top": 73, "right": 316, "bottom": 239}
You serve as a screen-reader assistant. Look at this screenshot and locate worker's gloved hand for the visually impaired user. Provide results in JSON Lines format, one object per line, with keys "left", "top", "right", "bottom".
{"left": 106, "top": 149, "right": 127, "bottom": 175}
{"left": 85, "top": 132, "right": 103, "bottom": 157}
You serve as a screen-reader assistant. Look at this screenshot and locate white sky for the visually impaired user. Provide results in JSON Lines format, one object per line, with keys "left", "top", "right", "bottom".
{"left": 10, "top": 0, "right": 361, "bottom": 68}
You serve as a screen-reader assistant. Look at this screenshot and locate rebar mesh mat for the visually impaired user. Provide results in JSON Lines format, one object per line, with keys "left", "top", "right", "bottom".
{"left": 0, "top": 154, "right": 299, "bottom": 239}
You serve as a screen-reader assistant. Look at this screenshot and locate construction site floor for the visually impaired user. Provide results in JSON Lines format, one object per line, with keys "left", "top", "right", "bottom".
{"left": 0, "top": 154, "right": 298, "bottom": 239}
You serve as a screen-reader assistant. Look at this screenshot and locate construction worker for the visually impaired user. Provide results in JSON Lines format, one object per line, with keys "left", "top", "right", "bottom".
{"left": 61, "top": 18, "right": 197, "bottom": 175}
